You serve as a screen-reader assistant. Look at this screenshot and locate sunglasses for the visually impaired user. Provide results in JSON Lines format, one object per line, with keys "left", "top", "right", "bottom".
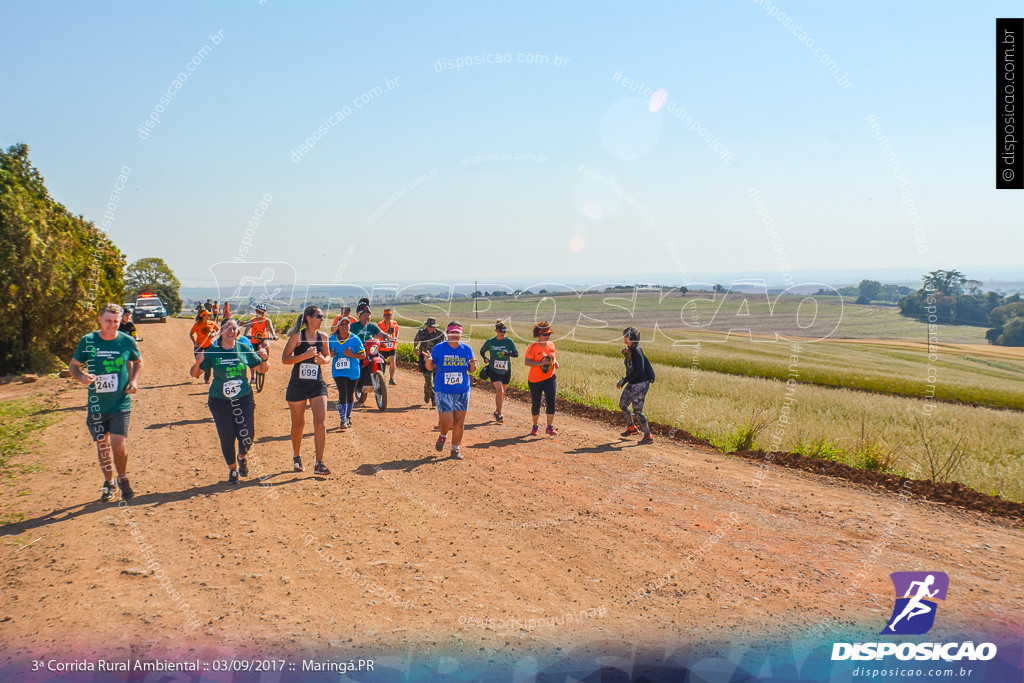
{"left": 312, "top": 314, "right": 324, "bottom": 319}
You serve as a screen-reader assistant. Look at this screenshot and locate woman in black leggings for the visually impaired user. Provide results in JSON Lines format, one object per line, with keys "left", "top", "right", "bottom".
{"left": 190, "top": 318, "right": 269, "bottom": 484}
{"left": 524, "top": 321, "right": 559, "bottom": 436}
{"left": 328, "top": 316, "right": 365, "bottom": 430}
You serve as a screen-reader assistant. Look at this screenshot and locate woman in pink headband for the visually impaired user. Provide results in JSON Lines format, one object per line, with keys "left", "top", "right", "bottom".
{"left": 423, "top": 322, "right": 477, "bottom": 460}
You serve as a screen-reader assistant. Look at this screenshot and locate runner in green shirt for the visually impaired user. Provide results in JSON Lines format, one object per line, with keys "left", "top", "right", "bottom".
{"left": 480, "top": 320, "right": 518, "bottom": 422}
{"left": 349, "top": 306, "right": 384, "bottom": 343}
{"left": 190, "top": 317, "right": 269, "bottom": 484}
{"left": 69, "top": 303, "right": 144, "bottom": 502}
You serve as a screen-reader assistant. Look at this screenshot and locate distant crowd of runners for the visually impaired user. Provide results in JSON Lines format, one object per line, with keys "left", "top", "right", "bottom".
{"left": 71, "top": 301, "right": 657, "bottom": 501}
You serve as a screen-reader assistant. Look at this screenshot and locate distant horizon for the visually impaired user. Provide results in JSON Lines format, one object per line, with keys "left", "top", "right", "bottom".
{"left": 174, "top": 264, "right": 1024, "bottom": 293}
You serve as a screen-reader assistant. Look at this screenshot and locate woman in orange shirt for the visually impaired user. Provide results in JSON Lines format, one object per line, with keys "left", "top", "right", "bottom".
{"left": 524, "top": 321, "right": 559, "bottom": 436}
{"left": 189, "top": 310, "right": 220, "bottom": 383}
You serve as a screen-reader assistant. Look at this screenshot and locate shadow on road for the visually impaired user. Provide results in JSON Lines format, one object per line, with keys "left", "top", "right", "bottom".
{"left": 0, "top": 472, "right": 307, "bottom": 538}
{"left": 353, "top": 455, "right": 444, "bottom": 475}
{"left": 257, "top": 432, "right": 314, "bottom": 443}
{"left": 468, "top": 434, "right": 529, "bottom": 449}
{"left": 567, "top": 441, "right": 630, "bottom": 455}
{"left": 33, "top": 404, "right": 86, "bottom": 414}
{"left": 145, "top": 417, "right": 214, "bottom": 429}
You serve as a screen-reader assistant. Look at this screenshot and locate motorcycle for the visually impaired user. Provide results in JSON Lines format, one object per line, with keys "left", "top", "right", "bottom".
{"left": 353, "top": 338, "right": 388, "bottom": 410}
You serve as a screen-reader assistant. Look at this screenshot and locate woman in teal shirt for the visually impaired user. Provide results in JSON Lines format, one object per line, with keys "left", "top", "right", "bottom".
{"left": 190, "top": 318, "right": 269, "bottom": 484}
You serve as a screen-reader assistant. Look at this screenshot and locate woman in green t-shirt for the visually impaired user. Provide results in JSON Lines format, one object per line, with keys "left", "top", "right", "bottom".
{"left": 480, "top": 320, "right": 518, "bottom": 423}
{"left": 190, "top": 318, "right": 269, "bottom": 484}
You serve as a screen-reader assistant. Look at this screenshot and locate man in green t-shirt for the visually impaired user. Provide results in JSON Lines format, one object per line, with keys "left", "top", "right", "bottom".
{"left": 480, "top": 320, "right": 519, "bottom": 422}
{"left": 349, "top": 304, "right": 395, "bottom": 398}
{"left": 69, "top": 303, "right": 144, "bottom": 502}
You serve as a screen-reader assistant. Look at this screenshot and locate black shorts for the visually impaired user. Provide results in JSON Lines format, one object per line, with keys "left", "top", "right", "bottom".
{"left": 379, "top": 349, "right": 396, "bottom": 359}
{"left": 489, "top": 370, "right": 511, "bottom": 385}
{"left": 86, "top": 411, "right": 131, "bottom": 440}
{"left": 285, "top": 380, "right": 329, "bottom": 403}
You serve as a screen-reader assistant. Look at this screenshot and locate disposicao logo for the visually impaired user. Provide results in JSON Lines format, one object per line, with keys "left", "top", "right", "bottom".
{"left": 883, "top": 571, "right": 948, "bottom": 635}
{"left": 832, "top": 571, "right": 998, "bottom": 662}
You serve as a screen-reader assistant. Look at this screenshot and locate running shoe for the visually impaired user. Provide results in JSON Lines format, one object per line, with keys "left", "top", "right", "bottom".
{"left": 118, "top": 477, "right": 135, "bottom": 501}
{"left": 452, "top": 446, "right": 463, "bottom": 460}
{"left": 339, "top": 421, "right": 349, "bottom": 431}
{"left": 639, "top": 435, "right": 654, "bottom": 445}
{"left": 228, "top": 469, "right": 239, "bottom": 485}
{"left": 389, "top": 378, "right": 397, "bottom": 386}
{"left": 621, "top": 426, "right": 639, "bottom": 437}
{"left": 495, "top": 412, "right": 504, "bottom": 423}
{"left": 435, "top": 434, "right": 447, "bottom": 452}
{"left": 314, "top": 461, "right": 331, "bottom": 475}
{"left": 293, "top": 455, "right": 305, "bottom": 472}
{"left": 237, "top": 457, "right": 248, "bottom": 477}
{"left": 101, "top": 481, "right": 116, "bottom": 502}
{"left": 345, "top": 420, "right": 352, "bottom": 429}
{"left": 530, "top": 425, "right": 539, "bottom": 436}
{"left": 546, "top": 426, "right": 558, "bottom": 436}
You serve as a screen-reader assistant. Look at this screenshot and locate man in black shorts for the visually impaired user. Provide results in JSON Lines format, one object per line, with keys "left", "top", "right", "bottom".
{"left": 69, "top": 303, "right": 144, "bottom": 502}
{"left": 480, "top": 320, "right": 518, "bottom": 422}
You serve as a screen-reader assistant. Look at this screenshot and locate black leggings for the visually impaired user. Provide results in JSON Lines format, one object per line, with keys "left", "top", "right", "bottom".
{"left": 528, "top": 375, "right": 557, "bottom": 416}
{"left": 208, "top": 394, "right": 255, "bottom": 466}
{"left": 334, "top": 375, "right": 358, "bottom": 403}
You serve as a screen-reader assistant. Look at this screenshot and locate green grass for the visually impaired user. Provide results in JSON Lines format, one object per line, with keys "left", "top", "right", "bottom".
{"left": 377, "top": 294, "right": 1024, "bottom": 411}
{"left": 0, "top": 396, "right": 53, "bottom": 481}
{"left": 387, "top": 292, "right": 993, "bottom": 343}
{"left": 0, "top": 396, "right": 53, "bottom": 526}
{"left": 456, "top": 338, "right": 1024, "bottom": 502}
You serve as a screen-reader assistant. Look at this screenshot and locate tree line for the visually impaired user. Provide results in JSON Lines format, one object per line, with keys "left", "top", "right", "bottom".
{"left": 898, "top": 269, "right": 1023, "bottom": 346}
{"left": 1, "top": 144, "right": 182, "bottom": 373}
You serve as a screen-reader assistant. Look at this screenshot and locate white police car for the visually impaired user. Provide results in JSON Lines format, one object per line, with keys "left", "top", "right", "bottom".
{"left": 133, "top": 294, "right": 167, "bottom": 323}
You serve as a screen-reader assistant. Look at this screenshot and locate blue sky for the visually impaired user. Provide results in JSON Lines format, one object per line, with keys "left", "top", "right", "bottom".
{"left": 1, "top": 1, "right": 1020, "bottom": 288}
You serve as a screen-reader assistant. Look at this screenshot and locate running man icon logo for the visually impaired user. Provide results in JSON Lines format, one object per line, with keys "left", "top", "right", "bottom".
{"left": 882, "top": 571, "right": 949, "bottom": 635}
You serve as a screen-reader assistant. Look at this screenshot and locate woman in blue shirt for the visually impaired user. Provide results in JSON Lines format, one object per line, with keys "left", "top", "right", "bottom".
{"left": 424, "top": 322, "right": 477, "bottom": 460}
{"left": 328, "top": 317, "right": 365, "bottom": 430}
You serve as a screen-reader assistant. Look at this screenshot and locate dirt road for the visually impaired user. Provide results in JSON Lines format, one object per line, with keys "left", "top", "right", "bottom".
{"left": 1, "top": 319, "right": 1021, "bottom": 663}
